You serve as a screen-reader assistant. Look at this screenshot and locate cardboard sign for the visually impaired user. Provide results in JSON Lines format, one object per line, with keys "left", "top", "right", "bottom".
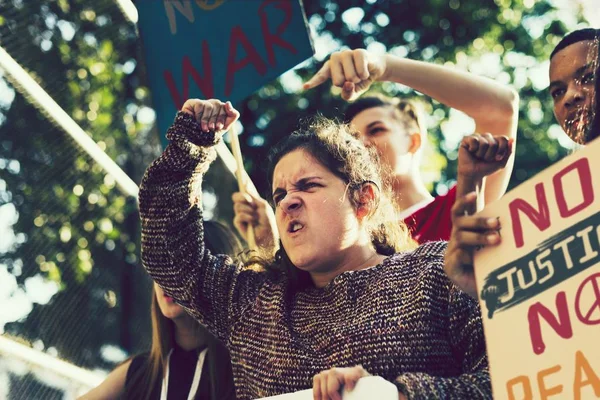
{"left": 136, "top": 0, "right": 314, "bottom": 146}
{"left": 474, "top": 138, "right": 600, "bottom": 399}
{"left": 258, "top": 376, "right": 398, "bottom": 400}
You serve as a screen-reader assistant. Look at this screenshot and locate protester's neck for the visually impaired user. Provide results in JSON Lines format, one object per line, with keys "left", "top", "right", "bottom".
{"left": 309, "top": 240, "right": 385, "bottom": 288}
{"left": 173, "top": 316, "right": 201, "bottom": 351}
{"left": 390, "top": 173, "right": 433, "bottom": 211}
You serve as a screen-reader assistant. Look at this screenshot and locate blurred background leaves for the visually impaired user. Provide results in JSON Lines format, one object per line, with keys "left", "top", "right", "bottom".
{"left": 0, "top": 0, "right": 595, "bottom": 393}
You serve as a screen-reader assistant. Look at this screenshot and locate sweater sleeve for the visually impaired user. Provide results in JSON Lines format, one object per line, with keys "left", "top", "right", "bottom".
{"left": 138, "top": 111, "right": 265, "bottom": 342}
{"left": 394, "top": 243, "right": 492, "bottom": 399}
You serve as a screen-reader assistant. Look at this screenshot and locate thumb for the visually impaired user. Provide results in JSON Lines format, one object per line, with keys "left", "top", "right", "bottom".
{"left": 353, "top": 78, "right": 373, "bottom": 96}
{"left": 224, "top": 101, "right": 240, "bottom": 129}
{"left": 341, "top": 81, "right": 355, "bottom": 101}
{"left": 303, "top": 61, "right": 331, "bottom": 90}
{"left": 224, "top": 101, "right": 240, "bottom": 118}
{"left": 462, "top": 137, "right": 480, "bottom": 154}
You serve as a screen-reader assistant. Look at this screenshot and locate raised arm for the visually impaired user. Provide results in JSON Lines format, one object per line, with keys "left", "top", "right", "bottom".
{"left": 139, "top": 99, "right": 264, "bottom": 341}
{"left": 304, "top": 49, "right": 519, "bottom": 204}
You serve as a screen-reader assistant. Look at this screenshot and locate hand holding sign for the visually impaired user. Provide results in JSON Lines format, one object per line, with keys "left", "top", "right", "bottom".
{"left": 311, "top": 366, "right": 406, "bottom": 400}
{"left": 303, "top": 49, "right": 387, "bottom": 101}
{"left": 444, "top": 192, "right": 502, "bottom": 298}
{"left": 232, "top": 191, "right": 278, "bottom": 253}
{"left": 137, "top": 0, "right": 314, "bottom": 147}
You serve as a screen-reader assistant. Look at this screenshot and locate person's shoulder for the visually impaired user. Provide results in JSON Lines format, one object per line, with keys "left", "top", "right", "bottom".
{"left": 126, "top": 352, "right": 150, "bottom": 382}
{"left": 409, "top": 185, "right": 456, "bottom": 222}
{"left": 77, "top": 358, "right": 134, "bottom": 400}
{"left": 399, "top": 241, "right": 447, "bottom": 260}
{"left": 385, "top": 241, "right": 448, "bottom": 278}
{"left": 432, "top": 184, "right": 457, "bottom": 205}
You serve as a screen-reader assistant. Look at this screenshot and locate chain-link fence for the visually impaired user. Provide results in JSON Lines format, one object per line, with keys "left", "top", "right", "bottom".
{"left": 0, "top": 0, "right": 239, "bottom": 398}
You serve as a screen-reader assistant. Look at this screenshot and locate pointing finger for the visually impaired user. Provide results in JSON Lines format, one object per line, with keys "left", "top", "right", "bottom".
{"left": 303, "top": 62, "right": 331, "bottom": 90}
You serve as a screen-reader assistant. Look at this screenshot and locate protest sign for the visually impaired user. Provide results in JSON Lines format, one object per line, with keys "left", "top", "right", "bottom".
{"left": 474, "top": 138, "right": 600, "bottom": 399}
{"left": 258, "top": 376, "right": 398, "bottom": 400}
{"left": 136, "top": 0, "right": 314, "bottom": 146}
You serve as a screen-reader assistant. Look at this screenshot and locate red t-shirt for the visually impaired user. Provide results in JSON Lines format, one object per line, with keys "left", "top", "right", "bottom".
{"left": 402, "top": 186, "right": 457, "bottom": 244}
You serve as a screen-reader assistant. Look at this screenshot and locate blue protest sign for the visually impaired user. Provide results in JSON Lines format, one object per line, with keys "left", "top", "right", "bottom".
{"left": 136, "top": 0, "right": 314, "bottom": 146}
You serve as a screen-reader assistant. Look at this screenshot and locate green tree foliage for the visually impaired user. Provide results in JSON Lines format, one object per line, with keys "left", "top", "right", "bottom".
{"left": 237, "top": 0, "right": 586, "bottom": 197}
{"left": 0, "top": 0, "right": 156, "bottom": 371}
{"left": 0, "top": 0, "right": 591, "bottom": 382}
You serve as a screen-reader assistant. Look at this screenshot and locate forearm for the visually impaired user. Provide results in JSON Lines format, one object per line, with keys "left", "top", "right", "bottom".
{"left": 456, "top": 174, "right": 485, "bottom": 214}
{"left": 138, "top": 112, "right": 239, "bottom": 338}
{"left": 382, "top": 55, "right": 518, "bottom": 137}
{"left": 139, "top": 112, "right": 218, "bottom": 294}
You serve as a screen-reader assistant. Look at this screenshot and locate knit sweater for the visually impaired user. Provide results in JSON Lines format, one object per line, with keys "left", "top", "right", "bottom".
{"left": 139, "top": 112, "right": 492, "bottom": 400}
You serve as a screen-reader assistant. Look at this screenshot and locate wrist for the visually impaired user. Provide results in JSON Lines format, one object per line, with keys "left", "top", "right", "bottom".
{"left": 378, "top": 54, "right": 394, "bottom": 82}
{"left": 458, "top": 171, "right": 485, "bottom": 182}
{"left": 458, "top": 174, "right": 485, "bottom": 193}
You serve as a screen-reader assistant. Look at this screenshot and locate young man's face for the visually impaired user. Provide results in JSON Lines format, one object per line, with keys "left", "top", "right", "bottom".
{"left": 549, "top": 40, "right": 598, "bottom": 144}
{"left": 350, "top": 106, "right": 416, "bottom": 175}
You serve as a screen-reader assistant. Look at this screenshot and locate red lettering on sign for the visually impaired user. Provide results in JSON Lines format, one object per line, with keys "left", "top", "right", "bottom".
{"left": 528, "top": 291, "right": 573, "bottom": 355}
{"left": 259, "top": 0, "right": 298, "bottom": 66}
{"left": 164, "top": 41, "right": 214, "bottom": 109}
{"left": 225, "top": 26, "right": 267, "bottom": 96}
{"left": 510, "top": 183, "right": 551, "bottom": 248}
{"left": 509, "top": 157, "right": 594, "bottom": 248}
{"left": 553, "top": 158, "right": 594, "bottom": 218}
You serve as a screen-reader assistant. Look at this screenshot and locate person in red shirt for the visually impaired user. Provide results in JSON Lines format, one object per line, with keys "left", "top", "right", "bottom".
{"left": 343, "top": 95, "right": 458, "bottom": 244}
{"left": 233, "top": 49, "right": 518, "bottom": 246}
{"left": 313, "top": 50, "right": 518, "bottom": 243}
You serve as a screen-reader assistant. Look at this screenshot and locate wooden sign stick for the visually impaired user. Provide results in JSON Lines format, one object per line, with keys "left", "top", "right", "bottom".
{"left": 229, "top": 123, "right": 257, "bottom": 250}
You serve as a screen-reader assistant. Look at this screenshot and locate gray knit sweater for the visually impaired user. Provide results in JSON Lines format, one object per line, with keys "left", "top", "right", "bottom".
{"left": 139, "top": 112, "right": 492, "bottom": 400}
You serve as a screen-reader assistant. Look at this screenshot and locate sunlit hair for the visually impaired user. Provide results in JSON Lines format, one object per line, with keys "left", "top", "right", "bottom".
{"left": 122, "top": 220, "right": 242, "bottom": 400}
{"left": 258, "top": 116, "right": 416, "bottom": 289}
{"left": 344, "top": 93, "right": 427, "bottom": 138}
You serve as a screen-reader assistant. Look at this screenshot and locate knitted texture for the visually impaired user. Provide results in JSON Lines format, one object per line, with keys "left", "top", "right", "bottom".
{"left": 139, "top": 112, "right": 492, "bottom": 400}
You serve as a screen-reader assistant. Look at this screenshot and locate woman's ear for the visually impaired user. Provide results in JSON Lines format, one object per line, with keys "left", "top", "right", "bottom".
{"left": 354, "top": 181, "right": 380, "bottom": 220}
{"left": 407, "top": 132, "right": 422, "bottom": 154}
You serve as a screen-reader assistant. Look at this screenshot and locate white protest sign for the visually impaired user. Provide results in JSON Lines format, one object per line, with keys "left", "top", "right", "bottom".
{"left": 474, "top": 138, "right": 600, "bottom": 399}
{"left": 257, "top": 376, "right": 398, "bottom": 400}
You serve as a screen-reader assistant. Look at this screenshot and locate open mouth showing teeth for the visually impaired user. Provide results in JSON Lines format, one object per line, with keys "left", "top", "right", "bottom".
{"left": 289, "top": 222, "right": 304, "bottom": 233}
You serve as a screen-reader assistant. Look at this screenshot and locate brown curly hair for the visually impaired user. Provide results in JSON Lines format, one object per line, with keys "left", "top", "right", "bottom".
{"left": 255, "top": 116, "right": 416, "bottom": 288}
